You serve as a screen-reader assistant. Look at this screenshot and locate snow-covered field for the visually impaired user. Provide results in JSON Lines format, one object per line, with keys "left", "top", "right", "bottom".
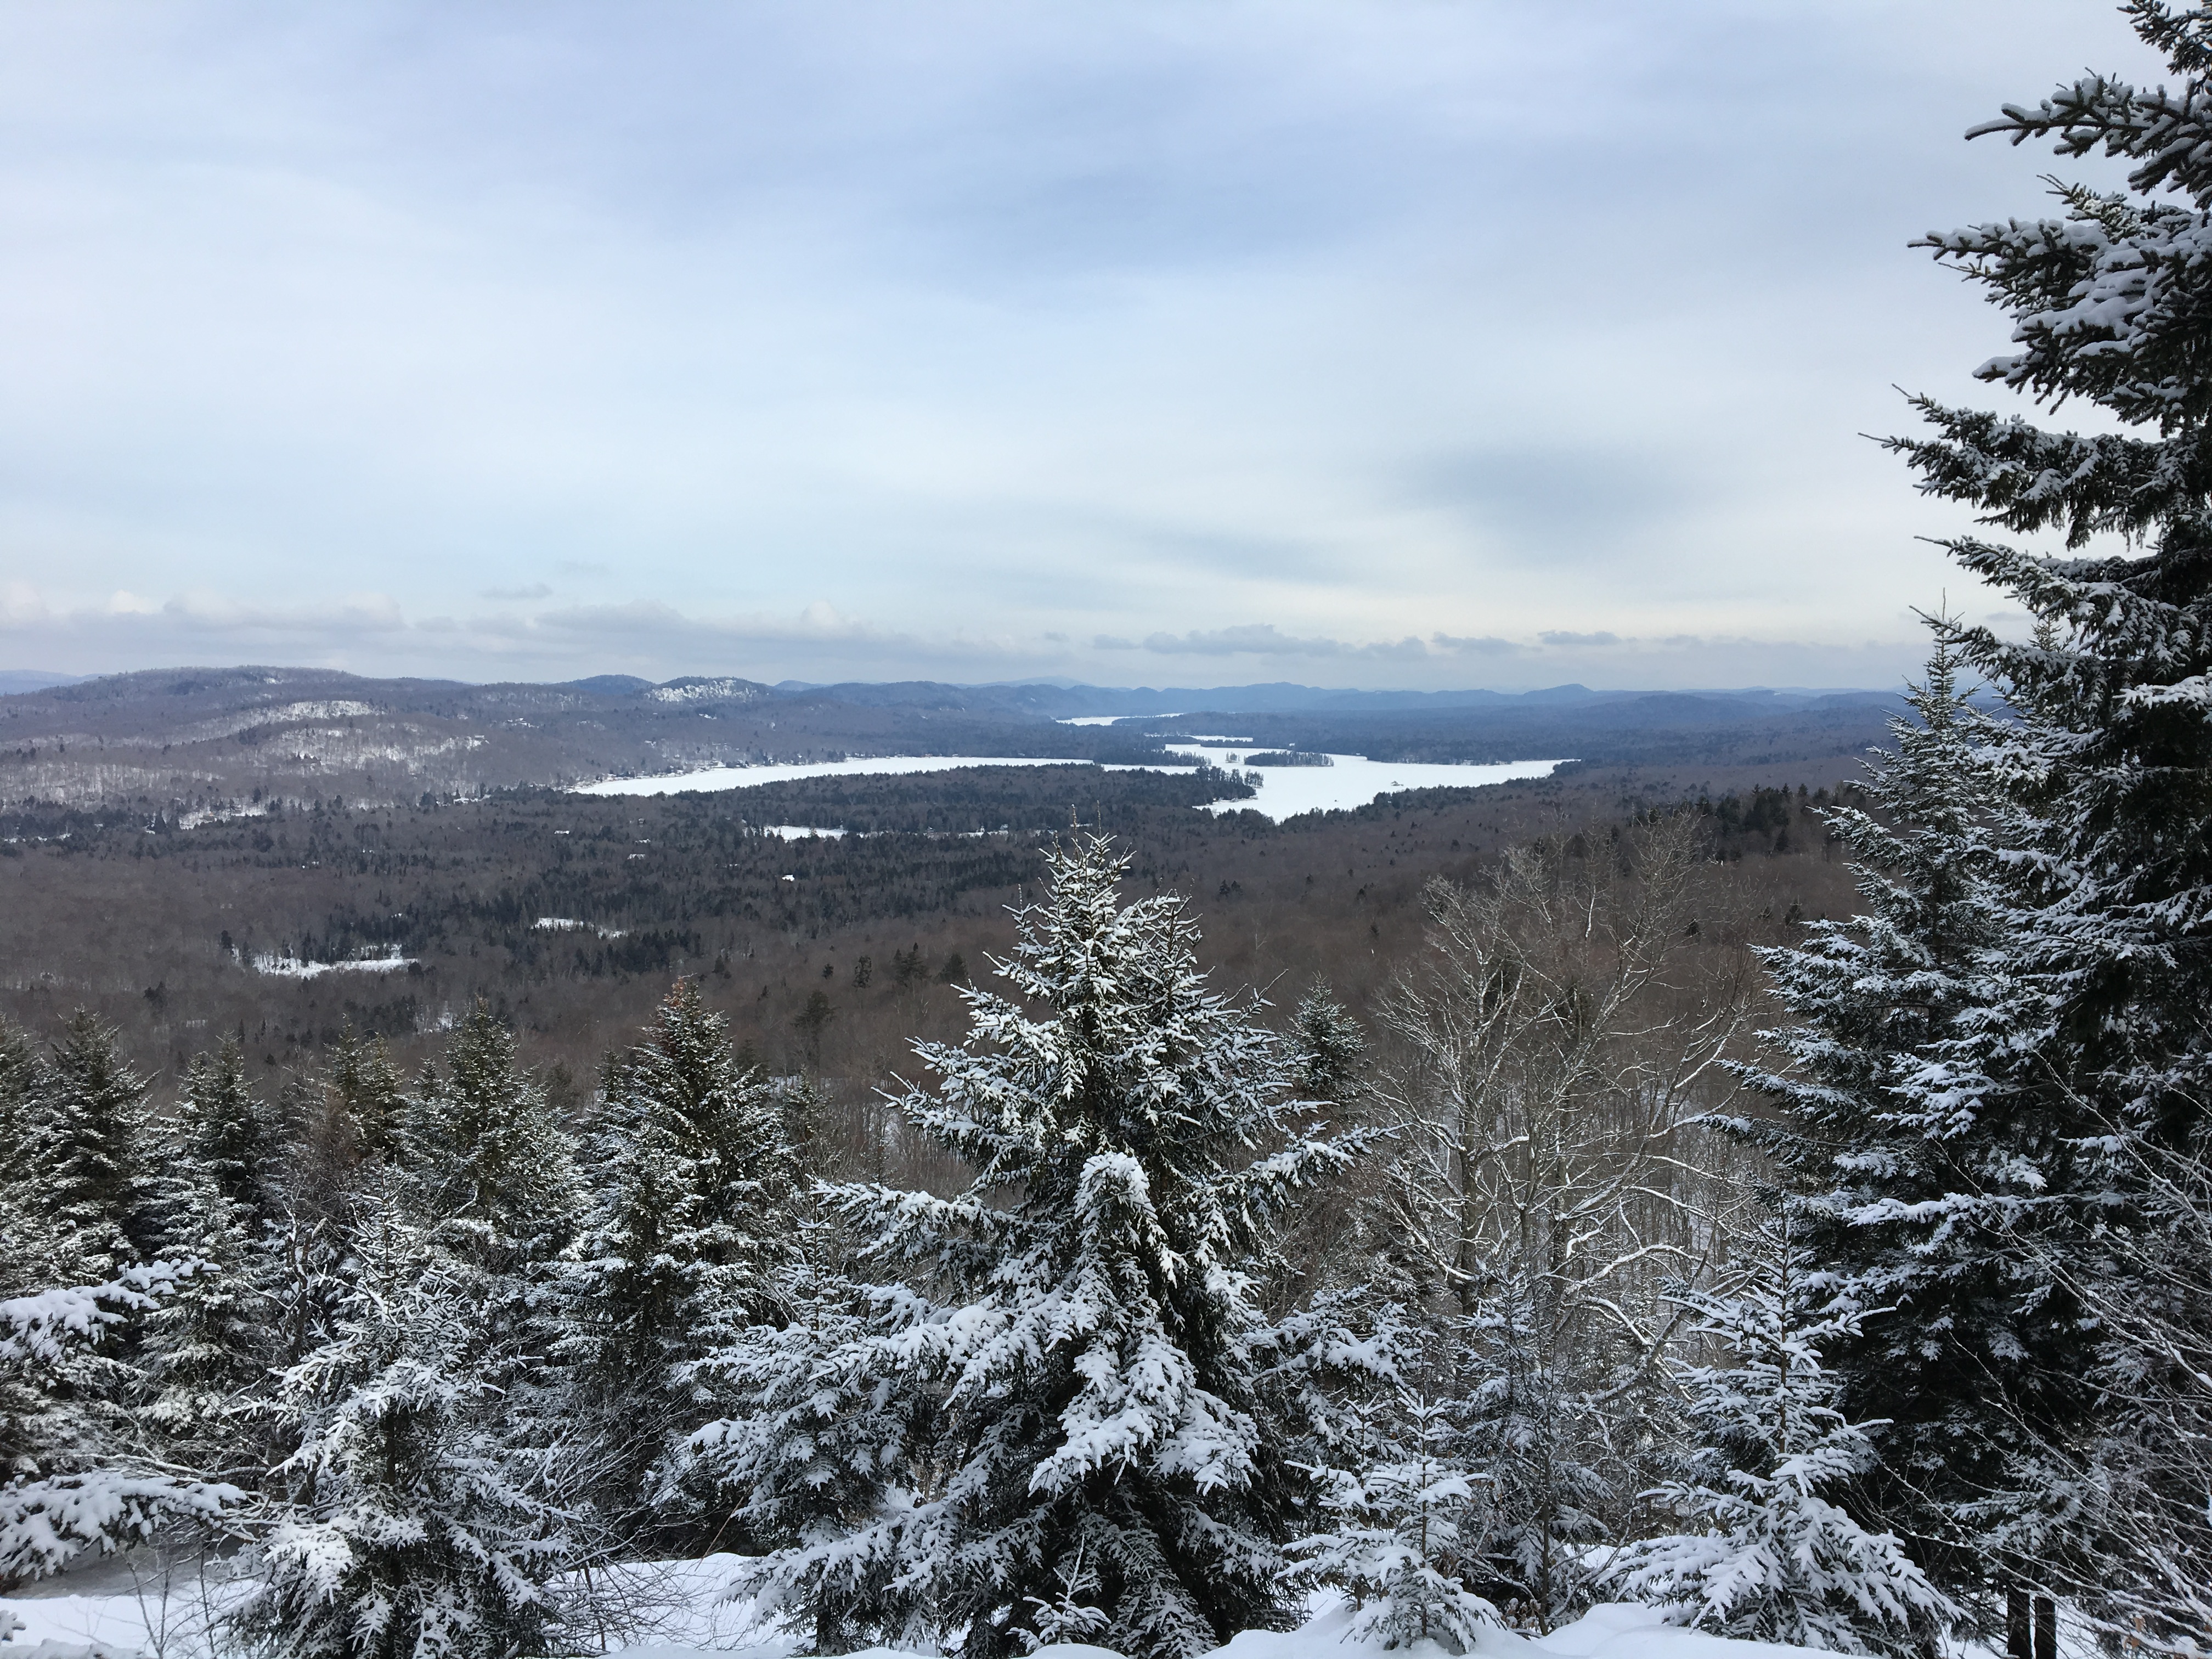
{"left": 575, "top": 757, "right": 1092, "bottom": 797}
{"left": 247, "top": 948, "right": 417, "bottom": 979}
{"left": 1148, "top": 744, "right": 1567, "bottom": 822}
{"left": 0, "top": 1561, "right": 1841, "bottom": 1659}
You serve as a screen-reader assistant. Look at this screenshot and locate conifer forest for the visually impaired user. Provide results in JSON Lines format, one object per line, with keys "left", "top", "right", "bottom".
{"left": 7, "top": 7, "right": 2212, "bottom": 1659}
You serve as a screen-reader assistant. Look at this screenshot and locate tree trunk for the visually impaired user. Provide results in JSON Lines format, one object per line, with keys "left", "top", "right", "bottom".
{"left": 2006, "top": 1587, "right": 2031, "bottom": 1659}
{"left": 2033, "top": 1594, "right": 2056, "bottom": 1659}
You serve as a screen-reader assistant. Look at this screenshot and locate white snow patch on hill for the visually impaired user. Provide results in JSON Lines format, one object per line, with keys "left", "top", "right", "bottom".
{"left": 250, "top": 947, "right": 415, "bottom": 979}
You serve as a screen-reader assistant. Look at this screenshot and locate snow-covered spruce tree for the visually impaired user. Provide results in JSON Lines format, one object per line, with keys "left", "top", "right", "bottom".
{"left": 403, "top": 1003, "right": 579, "bottom": 1332}
{"left": 687, "top": 1257, "right": 934, "bottom": 1655}
{"left": 1285, "top": 1368, "right": 1501, "bottom": 1654}
{"left": 174, "top": 1036, "right": 283, "bottom": 1228}
{"left": 1599, "top": 1224, "right": 1951, "bottom": 1656}
{"left": 384, "top": 1000, "right": 585, "bottom": 1555}
{"left": 329, "top": 1022, "right": 408, "bottom": 1170}
{"left": 562, "top": 979, "right": 798, "bottom": 1541}
{"left": 38, "top": 1009, "right": 161, "bottom": 1277}
{"left": 717, "top": 833, "right": 1353, "bottom": 1659}
{"left": 236, "top": 1199, "right": 575, "bottom": 1659}
{"left": 1273, "top": 988, "right": 1373, "bottom": 1301}
{"left": 1865, "top": 4, "right": 2212, "bottom": 1622}
{"left": 1293, "top": 986, "right": 1367, "bottom": 1105}
{"left": 1, "top": 1262, "right": 240, "bottom": 1589}
{"left": 1728, "top": 640, "right": 2059, "bottom": 1582}
{"left": 137, "top": 1041, "right": 284, "bottom": 1487}
{"left": 0, "top": 1020, "right": 74, "bottom": 1299}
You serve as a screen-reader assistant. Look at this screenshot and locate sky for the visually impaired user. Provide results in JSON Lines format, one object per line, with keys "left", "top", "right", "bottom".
{"left": 0, "top": 2, "right": 2171, "bottom": 691}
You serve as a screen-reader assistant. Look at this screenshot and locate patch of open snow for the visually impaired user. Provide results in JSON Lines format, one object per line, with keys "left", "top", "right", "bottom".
{"left": 535, "top": 918, "right": 628, "bottom": 938}
{"left": 576, "top": 756, "right": 1092, "bottom": 797}
{"left": 250, "top": 947, "right": 415, "bottom": 979}
{"left": 762, "top": 825, "right": 847, "bottom": 839}
{"left": 1056, "top": 714, "right": 1183, "bottom": 726}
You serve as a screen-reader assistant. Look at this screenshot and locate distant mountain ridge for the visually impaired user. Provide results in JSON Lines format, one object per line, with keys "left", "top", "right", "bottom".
{"left": 0, "top": 663, "right": 1911, "bottom": 809}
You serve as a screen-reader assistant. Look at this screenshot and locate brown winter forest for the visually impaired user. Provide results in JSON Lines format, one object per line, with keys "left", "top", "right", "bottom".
{"left": 0, "top": 669, "right": 1890, "bottom": 1161}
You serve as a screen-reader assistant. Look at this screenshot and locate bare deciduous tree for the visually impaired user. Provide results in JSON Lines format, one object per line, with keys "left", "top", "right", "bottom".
{"left": 1361, "top": 813, "right": 1763, "bottom": 1623}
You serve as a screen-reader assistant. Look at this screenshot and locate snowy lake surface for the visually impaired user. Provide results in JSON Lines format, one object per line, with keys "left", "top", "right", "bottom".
{"left": 1056, "top": 713, "right": 1183, "bottom": 726}
{"left": 575, "top": 756, "right": 1090, "bottom": 797}
{"left": 1146, "top": 744, "right": 1567, "bottom": 822}
{"left": 570, "top": 750, "right": 1567, "bottom": 825}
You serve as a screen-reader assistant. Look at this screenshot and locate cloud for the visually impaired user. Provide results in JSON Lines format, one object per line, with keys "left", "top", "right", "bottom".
{"left": 1431, "top": 633, "right": 1521, "bottom": 656}
{"left": 1093, "top": 634, "right": 1138, "bottom": 650}
{"left": 1538, "top": 630, "right": 1622, "bottom": 647}
{"left": 1138, "top": 623, "right": 1426, "bottom": 659}
{"left": 478, "top": 583, "right": 552, "bottom": 601}
{"left": 155, "top": 590, "right": 410, "bottom": 634}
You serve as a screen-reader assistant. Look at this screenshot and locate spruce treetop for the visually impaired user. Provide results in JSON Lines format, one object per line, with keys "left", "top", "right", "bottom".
{"left": 1885, "top": 1, "right": 2212, "bottom": 1120}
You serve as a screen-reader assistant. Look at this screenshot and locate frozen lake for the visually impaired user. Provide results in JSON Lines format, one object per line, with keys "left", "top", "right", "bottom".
{"left": 574, "top": 755, "right": 1091, "bottom": 797}
{"left": 1152, "top": 744, "right": 1567, "bottom": 822}
{"left": 571, "top": 748, "right": 1567, "bottom": 823}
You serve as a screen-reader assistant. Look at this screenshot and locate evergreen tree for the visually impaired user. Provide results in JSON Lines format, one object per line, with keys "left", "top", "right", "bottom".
{"left": 1845, "top": 4, "right": 2212, "bottom": 1621}
{"left": 563, "top": 979, "right": 797, "bottom": 1539}
{"left": 1, "top": 1261, "right": 240, "bottom": 1588}
{"left": 1286, "top": 1376, "right": 1500, "bottom": 1653}
{"left": 0, "top": 1021, "right": 74, "bottom": 1300}
{"left": 399, "top": 1004, "right": 580, "bottom": 1480}
{"left": 174, "top": 1036, "right": 281, "bottom": 1226}
{"left": 237, "top": 1200, "right": 574, "bottom": 1659}
{"left": 1599, "top": 1228, "right": 1952, "bottom": 1655}
{"left": 710, "top": 834, "right": 1351, "bottom": 1659}
{"left": 1291, "top": 985, "right": 1367, "bottom": 1105}
{"left": 404, "top": 1002, "right": 579, "bottom": 1287}
{"left": 1732, "top": 640, "right": 2056, "bottom": 1581}
{"left": 1453, "top": 1271, "right": 1613, "bottom": 1625}
{"left": 329, "top": 1022, "right": 407, "bottom": 1169}
{"left": 0, "top": 1020, "right": 41, "bottom": 1217}
{"left": 138, "top": 1042, "right": 282, "bottom": 1486}
{"left": 41, "top": 1009, "right": 158, "bottom": 1275}
{"left": 687, "top": 1259, "right": 931, "bottom": 1655}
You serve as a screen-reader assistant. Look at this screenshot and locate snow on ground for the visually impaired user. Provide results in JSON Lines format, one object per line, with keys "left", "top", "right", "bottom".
{"left": 1056, "top": 714, "right": 1183, "bottom": 726}
{"left": 535, "top": 917, "right": 629, "bottom": 938}
{"left": 575, "top": 757, "right": 1092, "bottom": 797}
{"left": 248, "top": 947, "right": 416, "bottom": 979}
{"left": 762, "top": 825, "right": 848, "bottom": 839}
{"left": 0, "top": 1561, "right": 1864, "bottom": 1659}
{"left": 1143, "top": 744, "right": 1568, "bottom": 822}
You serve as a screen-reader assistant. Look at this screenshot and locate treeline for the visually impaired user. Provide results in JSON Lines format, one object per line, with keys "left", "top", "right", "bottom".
{"left": 659, "top": 760, "right": 1250, "bottom": 833}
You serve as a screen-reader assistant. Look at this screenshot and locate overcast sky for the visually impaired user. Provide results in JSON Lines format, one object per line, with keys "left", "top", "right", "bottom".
{"left": 0, "top": 2, "right": 2168, "bottom": 690}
